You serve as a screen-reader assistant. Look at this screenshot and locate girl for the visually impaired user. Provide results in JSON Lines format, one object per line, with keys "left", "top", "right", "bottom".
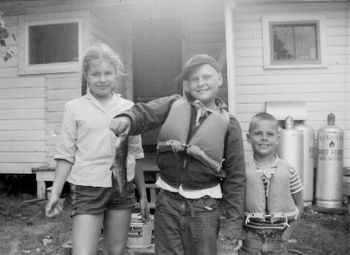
{"left": 45, "top": 43, "right": 149, "bottom": 255}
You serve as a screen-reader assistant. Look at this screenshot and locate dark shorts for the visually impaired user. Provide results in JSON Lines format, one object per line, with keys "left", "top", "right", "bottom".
{"left": 70, "top": 181, "right": 135, "bottom": 216}
{"left": 239, "top": 227, "right": 287, "bottom": 255}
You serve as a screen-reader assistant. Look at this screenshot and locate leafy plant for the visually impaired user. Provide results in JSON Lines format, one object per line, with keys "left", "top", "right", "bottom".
{"left": 0, "top": 11, "right": 16, "bottom": 62}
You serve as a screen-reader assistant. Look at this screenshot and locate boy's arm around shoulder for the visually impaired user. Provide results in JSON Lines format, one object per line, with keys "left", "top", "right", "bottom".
{"left": 220, "top": 115, "right": 246, "bottom": 240}
{"left": 114, "top": 94, "right": 181, "bottom": 135}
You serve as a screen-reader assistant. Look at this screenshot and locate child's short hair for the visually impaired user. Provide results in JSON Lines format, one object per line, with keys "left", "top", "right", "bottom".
{"left": 81, "top": 43, "right": 125, "bottom": 95}
{"left": 248, "top": 112, "right": 279, "bottom": 133}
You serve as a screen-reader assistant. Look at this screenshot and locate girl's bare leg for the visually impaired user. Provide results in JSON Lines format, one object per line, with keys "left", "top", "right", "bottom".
{"left": 103, "top": 209, "right": 132, "bottom": 255}
{"left": 72, "top": 214, "right": 104, "bottom": 255}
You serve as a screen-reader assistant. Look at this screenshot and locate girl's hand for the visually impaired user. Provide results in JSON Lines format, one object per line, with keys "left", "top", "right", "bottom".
{"left": 45, "top": 195, "right": 63, "bottom": 217}
{"left": 139, "top": 198, "right": 150, "bottom": 223}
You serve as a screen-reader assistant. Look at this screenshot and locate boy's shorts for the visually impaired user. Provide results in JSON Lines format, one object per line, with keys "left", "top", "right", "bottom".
{"left": 239, "top": 227, "right": 287, "bottom": 255}
{"left": 70, "top": 181, "right": 135, "bottom": 216}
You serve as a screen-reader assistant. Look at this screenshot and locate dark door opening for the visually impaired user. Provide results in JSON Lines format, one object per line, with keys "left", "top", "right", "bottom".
{"left": 132, "top": 18, "right": 182, "bottom": 152}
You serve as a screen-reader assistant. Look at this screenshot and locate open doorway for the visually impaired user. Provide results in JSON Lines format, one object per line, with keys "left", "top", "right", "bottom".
{"left": 132, "top": 18, "right": 182, "bottom": 152}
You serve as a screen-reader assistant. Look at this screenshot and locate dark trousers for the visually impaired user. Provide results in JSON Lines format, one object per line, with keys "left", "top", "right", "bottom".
{"left": 154, "top": 189, "right": 220, "bottom": 255}
{"left": 239, "top": 227, "right": 288, "bottom": 255}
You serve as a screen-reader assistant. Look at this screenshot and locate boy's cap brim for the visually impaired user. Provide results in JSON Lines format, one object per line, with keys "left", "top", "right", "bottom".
{"left": 174, "top": 54, "right": 220, "bottom": 85}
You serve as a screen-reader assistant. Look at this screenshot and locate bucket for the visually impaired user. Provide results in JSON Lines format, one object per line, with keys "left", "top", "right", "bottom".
{"left": 126, "top": 213, "right": 154, "bottom": 249}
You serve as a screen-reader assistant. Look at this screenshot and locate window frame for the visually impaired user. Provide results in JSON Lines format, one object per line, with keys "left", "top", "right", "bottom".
{"left": 262, "top": 15, "right": 327, "bottom": 69}
{"left": 19, "top": 16, "right": 83, "bottom": 75}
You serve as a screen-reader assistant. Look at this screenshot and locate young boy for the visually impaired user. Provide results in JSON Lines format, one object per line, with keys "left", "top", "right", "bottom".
{"left": 109, "top": 54, "right": 246, "bottom": 255}
{"left": 240, "top": 112, "right": 304, "bottom": 255}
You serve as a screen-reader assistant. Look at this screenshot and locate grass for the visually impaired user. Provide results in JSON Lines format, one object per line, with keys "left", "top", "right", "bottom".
{"left": 0, "top": 192, "right": 349, "bottom": 255}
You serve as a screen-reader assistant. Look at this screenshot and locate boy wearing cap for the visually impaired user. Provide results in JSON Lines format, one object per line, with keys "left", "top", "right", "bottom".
{"left": 109, "top": 54, "right": 246, "bottom": 255}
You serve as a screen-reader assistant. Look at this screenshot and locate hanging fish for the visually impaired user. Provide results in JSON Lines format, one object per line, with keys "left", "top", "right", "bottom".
{"left": 111, "top": 136, "right": 128, "bottom": 196}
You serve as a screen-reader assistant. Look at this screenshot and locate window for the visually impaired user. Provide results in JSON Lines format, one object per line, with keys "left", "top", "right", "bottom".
{"left": 18, "top": 15, "right": 83, "bottom": 74}
{"left": 29, "top": 22, "right": 79, "bottom": 65}
{"left": 263, "top": 16, "right": 327, "bottom": 69}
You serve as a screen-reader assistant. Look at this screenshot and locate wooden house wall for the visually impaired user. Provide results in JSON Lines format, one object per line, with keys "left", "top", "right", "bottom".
{"left": 233, "top": 2, "right": 350, "bottom": 167}
{"left": 0, "top": 0, "right": 349, "bottom": 175}
{"left": 0, "top": 7, "right": 88, "bottom": 172}
{"left": 45, "top": 74, "right": 81, "bottom": 167}
{"left": 0, "top": 16, "right": 47, "bottom": 173}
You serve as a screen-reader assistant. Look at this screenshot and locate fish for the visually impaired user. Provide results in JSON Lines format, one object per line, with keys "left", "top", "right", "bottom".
{"left": 111, "top": 136, "right": 128, "bottom": 196}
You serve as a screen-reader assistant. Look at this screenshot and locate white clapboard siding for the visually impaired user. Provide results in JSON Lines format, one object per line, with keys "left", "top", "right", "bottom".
{"left": 0, "top": 77, "right": 45, "bottom": 88}
{"left": 0, "top": 67, "right": 18, "bottom": 78}
{"left": 47, "top": 112, "right": 64, "bottom": 124}
{"left": 0, "top": 163, "right": 46, "bottom": 174}
{"left": 0, "top": 88, "right": 45, "bottom": 99}
{"left": 0, "top": 98, "right": 45, "bottom": 109}
{"left": 46, "top": 100, "right": 69, "bottom": 113}
{"left": 238, "top": 83, "right": 347, "bottom": 94}
{"left": 0, "top": 0, "right": 349, "bottom": 172}
{"left": 0, "top": 152, "right": 46, "bottom": 163}
{"left": 0, "top": 109, "right": 45, "bottom": 120}
{"left": 237, "top": 60, "right": 349, "bottom": 75}
{"left": 45, "top": 74, "right": 81, "bottom": 167}
{"left": 307, "top": 101, "right": 350, "bottom": 112}
{"left": 46, "top": 89, "right": 81, "bottom": 101}
{"left": 234, "top": 1, "right": 350, "bottom": 167}
{"left": 0, "top": 120, "right": 45, "bottom": 130}
{"left": 0, "top": 49, "right": 46, "bottom": 172}
{"left": 0, "top": 130, "right": 45, "bottom": 141}
{"left": 0, "top": 142, "right": 45, "bottom": 152}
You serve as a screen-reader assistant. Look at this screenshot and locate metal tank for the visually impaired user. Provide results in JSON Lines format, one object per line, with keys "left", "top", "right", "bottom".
{"left": 316, "top": 113, "right": 344, "bottom": 209}
{"left": 277, "top": 116, "right": 304, "bottom": 183}
{"left": 295, "top": 122, "right": 315, "bottom": 207}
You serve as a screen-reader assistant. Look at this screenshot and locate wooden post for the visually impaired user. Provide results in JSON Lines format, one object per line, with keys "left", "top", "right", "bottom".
{"left": 224, "top": 3, "right": 236, "bottom": 115}
{"left": 32, "top": 167, "right": 55, "bottom": 199}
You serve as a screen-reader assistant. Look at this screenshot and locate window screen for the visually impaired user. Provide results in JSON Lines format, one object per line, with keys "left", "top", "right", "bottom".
{"left": 29, "top": 22, "right": 79, "bottom": 65}
{"left": 271, "top": 22, "right": 319, "bottom": 64}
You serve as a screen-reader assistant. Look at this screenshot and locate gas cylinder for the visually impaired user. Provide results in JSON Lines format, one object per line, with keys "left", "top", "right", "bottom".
{"left": 316, "top": 113, "right": 344, "bottom": 209}
{"left": 277, "top": 116, "right": 304, "bottom": 183}
{"left": 295, "top": 122, "right": 315, "bottom": 207}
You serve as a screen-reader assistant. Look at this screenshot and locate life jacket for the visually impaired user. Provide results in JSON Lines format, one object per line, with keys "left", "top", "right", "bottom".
{"left": 157, "top": 97, "right": 229, "bottom": 173}
{"left": 244, "top": 159, "right": 299, "bottom": 229}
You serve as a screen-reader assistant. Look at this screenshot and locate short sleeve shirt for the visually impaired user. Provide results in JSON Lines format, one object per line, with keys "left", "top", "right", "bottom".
{"left": 55, "top": 92, "right": 144, "bottom": 187}
{"left": 251, "top": 155, "right": 303, "bottom": 195}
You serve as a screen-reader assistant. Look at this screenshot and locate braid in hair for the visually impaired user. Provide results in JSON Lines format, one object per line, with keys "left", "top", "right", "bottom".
{"left": 81, "top": 73, "right": 87, "bottom": 96}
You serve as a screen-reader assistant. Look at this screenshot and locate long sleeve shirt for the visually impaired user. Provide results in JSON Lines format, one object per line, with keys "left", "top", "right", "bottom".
{"left": 116, "top": 94, "right": 246, "bottom": 238}
{"left": 55, "top": 92, "right": 144, "bottom": 187}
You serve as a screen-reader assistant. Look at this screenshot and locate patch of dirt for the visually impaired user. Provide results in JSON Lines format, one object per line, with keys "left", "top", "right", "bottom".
{"left": 0, "top": 193, "right": 349, "bottom": 254}
{"left": 287, "top": 207, "right": 350, "bottom": 255}
{"left": 0, "top": 194, "right": 71, "bottom": 255}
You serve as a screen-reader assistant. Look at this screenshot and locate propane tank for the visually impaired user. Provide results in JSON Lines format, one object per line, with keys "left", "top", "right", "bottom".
{"left": 316, "top": 113, "right": 344, "bottom": 209}
{"left": 277, "top": 116, "right": 304, "bottom": 183}
{"left": 295, "top": 122, "right": 315, "bottom": 207}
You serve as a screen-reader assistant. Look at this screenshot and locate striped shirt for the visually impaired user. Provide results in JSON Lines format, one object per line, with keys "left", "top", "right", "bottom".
{"left": 253, "top": 155, "right": 303, "bottom": 195}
